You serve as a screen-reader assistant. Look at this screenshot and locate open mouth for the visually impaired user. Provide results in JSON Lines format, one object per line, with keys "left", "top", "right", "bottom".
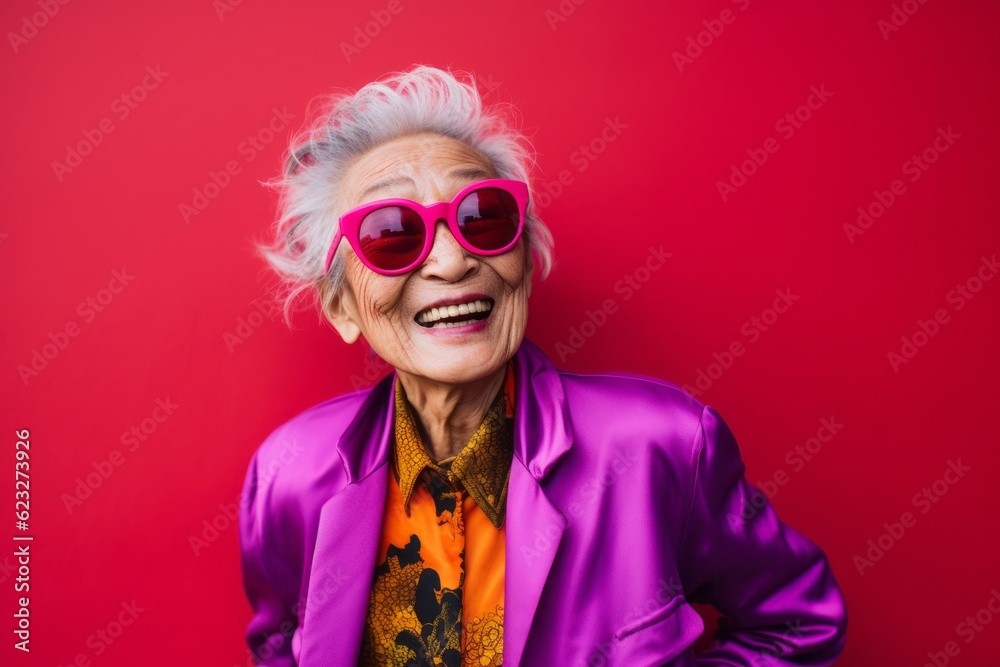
{"left": 416, "top": 298, "right": 495, "bottom": 329}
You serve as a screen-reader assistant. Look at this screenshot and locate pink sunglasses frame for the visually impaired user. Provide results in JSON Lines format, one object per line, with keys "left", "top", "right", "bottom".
{"left": 324, "top": 178, "right": 529, "bottom": 276}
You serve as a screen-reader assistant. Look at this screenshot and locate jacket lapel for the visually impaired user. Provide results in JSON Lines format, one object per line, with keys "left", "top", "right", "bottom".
{"left": 299, "top": 370, "right": 396, "bottom": 664}
{"left": 299, "top": 468, "right": 387, "bottom": 664}
{"left": 505, "top": 456, "right": 567, "bottom": 666}
{"left": 503, "top": 337, "right": 575, "bottom": 666}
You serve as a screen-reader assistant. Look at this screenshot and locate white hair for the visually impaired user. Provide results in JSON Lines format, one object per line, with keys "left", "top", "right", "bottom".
{"left": 255, "top": 64, "right": 556, "bottom": 327}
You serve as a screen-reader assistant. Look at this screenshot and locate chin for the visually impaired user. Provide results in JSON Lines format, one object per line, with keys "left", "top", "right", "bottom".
{"left": 416, "top": 352, "right": 502, "bottom": 382}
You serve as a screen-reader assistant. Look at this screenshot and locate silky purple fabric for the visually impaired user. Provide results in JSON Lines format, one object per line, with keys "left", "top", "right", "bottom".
{"left": 238, "top": 337, "right": 847, "bottom": 666}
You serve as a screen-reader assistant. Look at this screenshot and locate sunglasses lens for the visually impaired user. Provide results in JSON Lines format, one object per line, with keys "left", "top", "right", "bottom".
{"left": 358, "top": 206, "right": 425, "bottom": 271}
{"left": 457, "top": 188, "right": 521, "bottom": 251}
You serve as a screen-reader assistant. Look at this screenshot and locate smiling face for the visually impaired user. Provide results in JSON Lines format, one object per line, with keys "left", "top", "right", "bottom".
{"left": 324, "top": 132, "right": 534, "bottom": 386}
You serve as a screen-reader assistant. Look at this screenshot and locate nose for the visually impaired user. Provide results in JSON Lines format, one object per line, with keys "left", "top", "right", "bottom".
{"left": 418, "top": 218, "right": 477, "bottom": 281}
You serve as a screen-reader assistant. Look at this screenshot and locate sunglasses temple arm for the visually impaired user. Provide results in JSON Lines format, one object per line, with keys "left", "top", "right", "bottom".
{"left": 324, "top": 232, "right": 343, "bottom": 274}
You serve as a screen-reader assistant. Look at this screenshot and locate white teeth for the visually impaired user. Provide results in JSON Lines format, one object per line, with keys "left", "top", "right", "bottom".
{"left": 429, "top": 319, "right": 477, "bottom": 328}
{"left": 417, "top": 299, "right": 493, "bottom": 325}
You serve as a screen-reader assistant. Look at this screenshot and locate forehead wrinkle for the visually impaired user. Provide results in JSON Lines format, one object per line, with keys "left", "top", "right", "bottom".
{"left": 344, "top": 134, "right": 499, "bottom": 212}
{"left": 351, "top": 148, "right": 412, "bottom": 193}
{"left": 359, "top": 174, "right": 416, "bottom": 200}
{"left": 360, "top": 164, "right": 493, "bottom": 201}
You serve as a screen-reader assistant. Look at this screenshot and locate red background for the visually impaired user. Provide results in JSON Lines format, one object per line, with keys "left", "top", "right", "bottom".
{"left": 3, "top": 0, "right": 999, "bottom": 665}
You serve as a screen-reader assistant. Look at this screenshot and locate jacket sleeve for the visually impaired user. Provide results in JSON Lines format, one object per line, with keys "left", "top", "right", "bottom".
{"left": 677, "top": 405, "right": 847, "bottom": 666}
{"left": 239, "top": 445, "right": 301, "bottom": 666}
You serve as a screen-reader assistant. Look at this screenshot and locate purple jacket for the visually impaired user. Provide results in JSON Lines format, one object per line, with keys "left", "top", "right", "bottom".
{"left": 239, "top": 337, "right": 847, "bottom": 666}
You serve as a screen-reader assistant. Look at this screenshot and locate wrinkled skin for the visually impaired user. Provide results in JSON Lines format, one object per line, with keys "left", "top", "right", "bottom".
{"left": 325, "top": 132, "right": 534, "bottom": 459}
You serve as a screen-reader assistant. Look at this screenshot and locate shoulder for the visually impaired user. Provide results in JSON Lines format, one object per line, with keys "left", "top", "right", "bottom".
{"left": 557, "top": 368, "right": 708, "bottom": 442}
{"left": 549, "top": 368, "right": 752, "bottom": 487}
{"left": 552, "top": 368, "right": 749, "bottom": 492}
{"left": 237, "top": 387, "right": 378, "bottom": 621}
{"left": 244, "top": 386, "right": 373, "bottom": 508}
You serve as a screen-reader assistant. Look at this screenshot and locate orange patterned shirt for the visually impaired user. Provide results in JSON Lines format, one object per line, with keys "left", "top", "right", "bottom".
{"left": 358, "top": 361, "right": 515, "bottom": 667}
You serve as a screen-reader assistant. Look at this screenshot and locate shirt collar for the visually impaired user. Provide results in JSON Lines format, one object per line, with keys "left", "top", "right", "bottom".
{"left": 392, "top": 360, "right": 515, "bottom": 529}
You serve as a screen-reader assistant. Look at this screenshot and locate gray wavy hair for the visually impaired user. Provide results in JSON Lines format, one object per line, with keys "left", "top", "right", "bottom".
{"left": 256, "top": 64, "right": 556, "bottom": 327}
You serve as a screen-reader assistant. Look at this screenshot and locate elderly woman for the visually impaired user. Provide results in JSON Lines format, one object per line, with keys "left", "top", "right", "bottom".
{"left": 239, "top": 65, "right": 847, "bottom": 667}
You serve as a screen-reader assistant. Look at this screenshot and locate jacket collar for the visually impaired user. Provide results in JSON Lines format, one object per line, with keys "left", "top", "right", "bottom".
{"left": 392, "top": 360, "right": 515, "bottom": 529}
{"left": 337, "top": 336, "right": 575, "bottom": 484}
{"left": 300, "top": 337, "right": 573, "bottom": 666}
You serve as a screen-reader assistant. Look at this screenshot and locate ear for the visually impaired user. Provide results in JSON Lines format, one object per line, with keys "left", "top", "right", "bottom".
{"left": 322, "top": 282, "right": 362, "bottom": 344}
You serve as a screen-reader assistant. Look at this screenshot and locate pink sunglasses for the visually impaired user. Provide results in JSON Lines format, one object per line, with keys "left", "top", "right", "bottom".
{"left": 324, "top": 178, "right": 529, "bottom": 276}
